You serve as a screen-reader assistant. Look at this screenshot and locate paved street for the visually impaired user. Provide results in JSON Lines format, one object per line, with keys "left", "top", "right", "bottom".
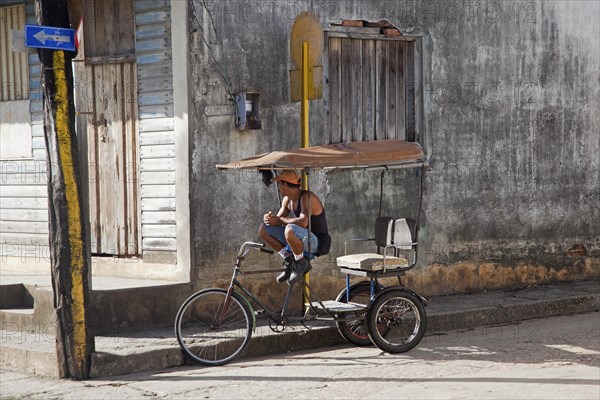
{"left": 1, "top": 312, "right": 599, "bottom": 399}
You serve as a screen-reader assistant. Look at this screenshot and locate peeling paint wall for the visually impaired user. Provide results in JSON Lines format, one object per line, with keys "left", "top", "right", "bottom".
{"left": 188, "top": 0, "right": 599, "bottom": 299}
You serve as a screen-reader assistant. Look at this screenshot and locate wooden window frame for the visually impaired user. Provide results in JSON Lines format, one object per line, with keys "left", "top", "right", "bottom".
{"left": 323, "top": 28, "right": 422, "bottom": 145}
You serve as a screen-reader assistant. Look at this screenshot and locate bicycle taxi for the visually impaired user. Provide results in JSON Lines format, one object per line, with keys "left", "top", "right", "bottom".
{"left": 175, "top": 139, "right": 428, "bottom": 366}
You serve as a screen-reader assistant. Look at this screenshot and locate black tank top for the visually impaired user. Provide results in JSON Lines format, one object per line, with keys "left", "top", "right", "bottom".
{"left": 294, "top": 191, "right": 329, "bottom": 239}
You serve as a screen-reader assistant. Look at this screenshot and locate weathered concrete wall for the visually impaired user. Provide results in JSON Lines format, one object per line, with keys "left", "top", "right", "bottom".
{"left": 188, "top": 0, "right": 599, "bottom": 301}
{"left": 419, "top": 0, "right": 600, "bottom": 294}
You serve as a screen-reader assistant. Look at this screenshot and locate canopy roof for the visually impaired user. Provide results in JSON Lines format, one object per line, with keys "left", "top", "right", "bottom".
{"left": 216, "top": 139, "right": 424, "bottom": 171}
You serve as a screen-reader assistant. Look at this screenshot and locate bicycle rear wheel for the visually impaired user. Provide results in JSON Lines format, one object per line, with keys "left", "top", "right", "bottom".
{"left": 335, "top": 282, "right": 382, "bottom": 346}
{"left": 367, "top": 289, "right": 426, "bottom": 353}
{"left": 175, "top": 288, "right": 253, "bottom": 366}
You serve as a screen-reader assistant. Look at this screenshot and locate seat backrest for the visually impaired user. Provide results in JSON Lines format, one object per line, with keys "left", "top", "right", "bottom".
{"left": 374, "top": 217, "right": 394, "bottom": 248}
{"left": 394, "top": 218, "right": 416, "bottom": 250}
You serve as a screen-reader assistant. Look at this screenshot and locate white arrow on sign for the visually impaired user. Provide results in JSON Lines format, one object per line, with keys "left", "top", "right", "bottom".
{"left": 34, "top": 30, "right": 70, "bottom": 44}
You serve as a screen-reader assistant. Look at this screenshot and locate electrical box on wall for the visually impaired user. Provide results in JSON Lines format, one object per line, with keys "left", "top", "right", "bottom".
{"left": 234, "top": 92, "right": 261, "bottom": 130}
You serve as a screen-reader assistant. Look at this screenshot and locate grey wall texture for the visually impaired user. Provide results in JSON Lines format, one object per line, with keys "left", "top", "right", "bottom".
{"left": 188, "top": 0, "right": 599, "bottom": 298}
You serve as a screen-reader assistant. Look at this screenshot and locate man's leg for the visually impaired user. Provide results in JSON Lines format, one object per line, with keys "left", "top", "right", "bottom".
{"left": 259, "top": 224, "right": 293, "bottom": 283}
{"left": 284, "top": 224, "right": 318, "bottom": 256}
{"left": 285, "top": 225, "right": 315, "bottom": 283}
{"left": 259, "top": 223, "right": 285, "bottom": 252}
{"left": 283, "top": 225, "right": 303, "bottom": 255}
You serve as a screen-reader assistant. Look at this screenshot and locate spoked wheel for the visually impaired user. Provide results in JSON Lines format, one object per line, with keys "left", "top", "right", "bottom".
{"left": 367, "top": 289, "right": 427, "bottom": 353}
{"left": 175, "top": 288, "right": 253, "bottom": 366}
{"left": 335, "top": 282, "right": 385, "bottom": 346}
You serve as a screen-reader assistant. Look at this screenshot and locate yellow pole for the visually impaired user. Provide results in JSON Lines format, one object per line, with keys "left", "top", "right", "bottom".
{"left": 301, "top": 41, "right": 309, "bottom": 151}
{"left": 301, "top": 41, "right": 310, "bottom": 307}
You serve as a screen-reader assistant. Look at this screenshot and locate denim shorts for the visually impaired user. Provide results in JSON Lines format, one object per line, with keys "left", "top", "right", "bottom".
{"left": 263, "top": 223, "right": 318, "bottom": 257}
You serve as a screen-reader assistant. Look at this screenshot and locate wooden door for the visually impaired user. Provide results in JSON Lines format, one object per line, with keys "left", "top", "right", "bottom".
{"left": 84, "top": 59, "right": 140, "bottom": 256}
{"left": 74, "top": 0, "right": 139, "bottom": 256}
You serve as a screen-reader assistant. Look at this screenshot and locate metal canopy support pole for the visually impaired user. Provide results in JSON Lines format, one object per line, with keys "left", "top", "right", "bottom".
{"left": 378, "top": 168, "right": 388, "bottom": 218}
{"left": 281, "top": 283, "right": 294, "bottom": 318}
{"left": 301, "top": 41, "right": 310, "bottom": 310}
{"left": 377, "top": 168, "right": 388, "bottom": 255}
{"left": 306, "top": 169, "right": 312, "bottom": 255}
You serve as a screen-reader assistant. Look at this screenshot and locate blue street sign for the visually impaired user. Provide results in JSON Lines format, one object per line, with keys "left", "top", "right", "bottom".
{"left": 25, "top": 24, "right": 76, "bottom": 51}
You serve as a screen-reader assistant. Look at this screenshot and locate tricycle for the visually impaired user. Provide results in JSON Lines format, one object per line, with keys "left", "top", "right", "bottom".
{"left": 175, "top": 139, "right": 428, "bottom": 366}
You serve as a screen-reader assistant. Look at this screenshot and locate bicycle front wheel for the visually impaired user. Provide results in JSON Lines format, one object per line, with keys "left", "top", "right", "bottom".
{"left": 175, "top": 288, "right": 253, "bottom": 366}
{"left": 367, "top": 289, "right": 426, "bottom": 353}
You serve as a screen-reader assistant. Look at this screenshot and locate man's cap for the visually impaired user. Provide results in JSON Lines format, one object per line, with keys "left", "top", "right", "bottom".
{"left": 271, "top": 170, "right": 301, "bottom": 185}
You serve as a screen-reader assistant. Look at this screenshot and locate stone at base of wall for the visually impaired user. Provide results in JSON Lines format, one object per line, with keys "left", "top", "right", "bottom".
{"left": 405, "top": 257, "right": 599, "bottom": 297}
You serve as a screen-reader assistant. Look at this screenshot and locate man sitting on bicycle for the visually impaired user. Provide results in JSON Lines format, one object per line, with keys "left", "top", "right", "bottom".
{"left": 259, "top": 170, "right": 330, "bottom": 284}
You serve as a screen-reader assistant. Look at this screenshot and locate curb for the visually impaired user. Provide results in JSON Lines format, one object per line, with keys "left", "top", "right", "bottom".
{"left": 427, "top": 293, "right": 600, "bottom": 333}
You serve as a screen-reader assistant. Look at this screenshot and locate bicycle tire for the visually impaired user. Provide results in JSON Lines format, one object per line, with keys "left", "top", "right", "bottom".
{"left": 335, "top": 281, "right": 383, "bottom": 347}
{"left": 366, "top": 289, "right": 427, "bottom": 353}
{"left": 175, "top": 288, "right": 253, "bottom": 366}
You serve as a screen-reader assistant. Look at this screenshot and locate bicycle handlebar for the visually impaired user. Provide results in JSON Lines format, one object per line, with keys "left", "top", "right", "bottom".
{"left": 237, "top": 241, "right": 274, "bottom": 260}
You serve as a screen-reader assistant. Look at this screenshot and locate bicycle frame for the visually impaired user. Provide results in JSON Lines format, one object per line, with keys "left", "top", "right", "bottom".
{"left": 219, "top": 242, "right": 363, "bottom": 329}
{"left": 221, "top": 242, "right": 297, "bottom": 327}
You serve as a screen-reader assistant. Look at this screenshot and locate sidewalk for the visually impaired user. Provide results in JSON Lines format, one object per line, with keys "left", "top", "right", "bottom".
{"left": 1, "top": 279, "right": 598, "bottom": 378}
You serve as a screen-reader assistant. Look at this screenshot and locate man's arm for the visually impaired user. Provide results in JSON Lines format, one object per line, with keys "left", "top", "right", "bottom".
{"left": 276, "top": 197, "right": 290, "bottom": 218}
{"left": 264, "top": 197, "right": 290, "bottom": 226}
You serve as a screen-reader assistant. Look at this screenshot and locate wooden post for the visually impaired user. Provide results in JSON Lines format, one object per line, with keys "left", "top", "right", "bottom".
{"left": 35, "top": 0, "right": 94, "bottom": 379}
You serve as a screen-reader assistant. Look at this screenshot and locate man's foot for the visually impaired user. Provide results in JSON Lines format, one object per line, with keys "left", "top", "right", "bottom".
{"left": 276, "top": 257, "right": 293, "bottom": 283}
{"left": 288, "top": 257, "right": 311, "bottom": 284}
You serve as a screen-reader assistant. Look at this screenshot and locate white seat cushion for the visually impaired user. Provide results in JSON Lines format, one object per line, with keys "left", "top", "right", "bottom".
{"left": 337, "top": 253, "right": 408, "bottom": 271}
